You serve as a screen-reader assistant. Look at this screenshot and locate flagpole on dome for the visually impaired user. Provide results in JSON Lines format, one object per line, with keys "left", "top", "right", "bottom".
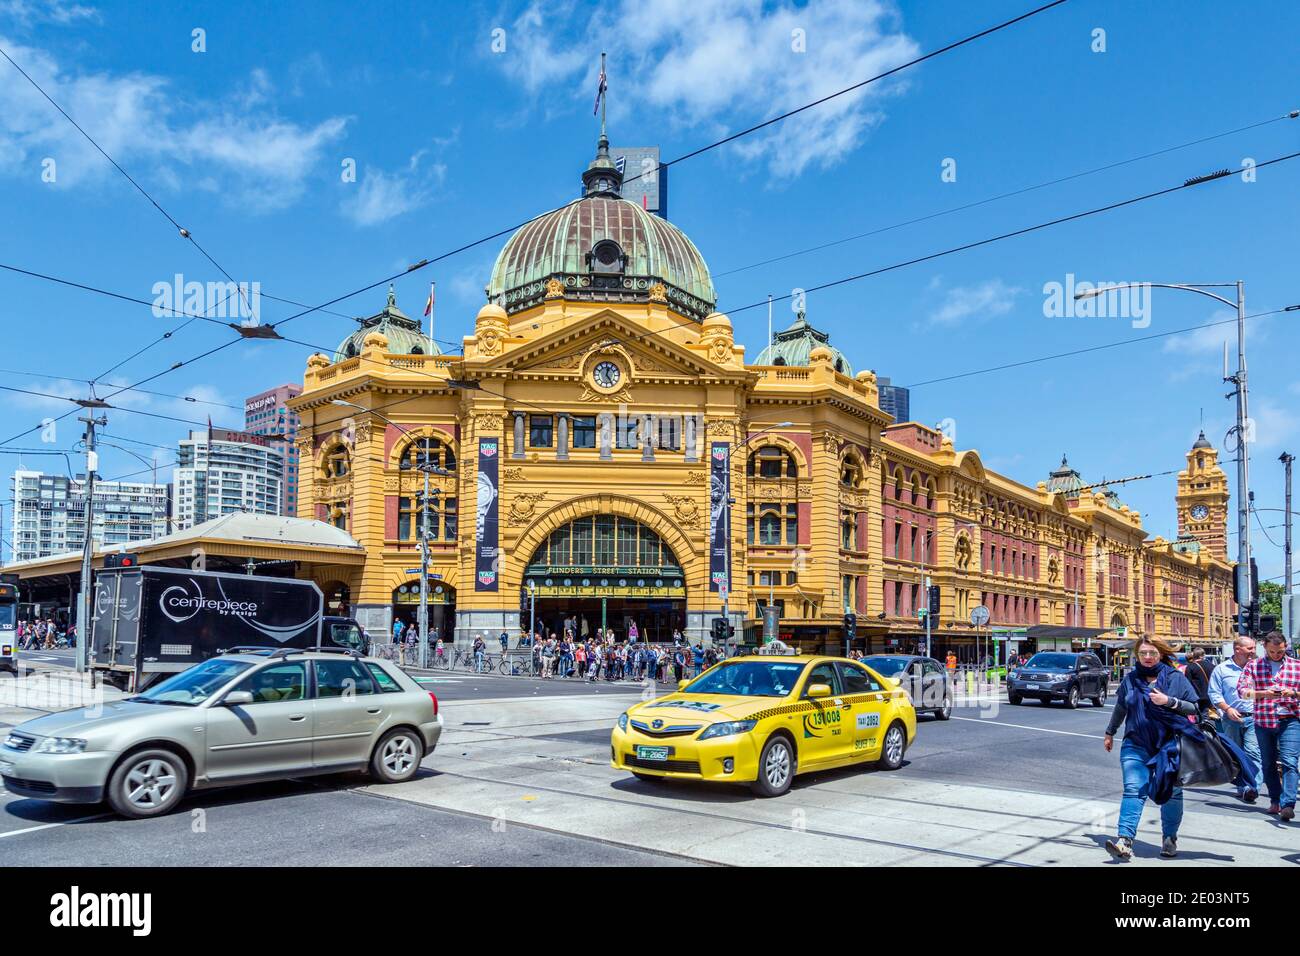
{"left": 595, "top": 52, "right": 607, "bottom": 135}
{"left": 424, "top": 281, "right": 436, "bottom": 349}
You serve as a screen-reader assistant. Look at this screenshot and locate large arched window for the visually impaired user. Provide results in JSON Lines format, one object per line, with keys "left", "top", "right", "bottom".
{"left": 401, "top": 435, "right": 457, "bottom": 472}
{"left": 323, "top": 444, "right": 350, "bottom": 479}
{"left": 530, "top": 516, "right": 679, "bottom": 570}
{"left": 747, "top": 445, "right": 798, "bottom": 479}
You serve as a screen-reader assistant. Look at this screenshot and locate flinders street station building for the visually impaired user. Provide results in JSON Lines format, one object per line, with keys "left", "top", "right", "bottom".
{"left": 288, "top": 133, "right": 1237, "bottom": 654}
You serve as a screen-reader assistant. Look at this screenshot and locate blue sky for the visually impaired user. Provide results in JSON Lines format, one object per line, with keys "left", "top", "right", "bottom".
{"left": 0, "top": 0, "right": 1297, "bottom": 584}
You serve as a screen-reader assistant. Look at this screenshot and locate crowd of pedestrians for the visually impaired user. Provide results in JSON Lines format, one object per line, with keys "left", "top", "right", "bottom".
{"left": 1101, "top": 632, "right": 1291, "bottom": 861}
{"left": 523, "top": 617, "right": 720, "bottom": 682}
{"left": 17, "top": 618, "right": 74, "bottom": 650}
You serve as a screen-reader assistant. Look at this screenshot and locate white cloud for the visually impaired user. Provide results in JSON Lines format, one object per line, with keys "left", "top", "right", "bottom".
{"left": 929, "top": 278, "right": 1021, "bottom": 326}
{"left": 1250, "top": 399, "right": 1299, "bottom": 450}
{"left": 0, "top": 37, "right": 349, "bottom": 209}
{"left": 1162, "top": 309, "right": 1249, "bottom": 355}
{"left": 0, "top": 0, "right": 99, "bottom": 27}
{"left": 340, "top": 151, "right": 447, "bottom": 227}
{"left": 489, "top": 0, "right": 918, "bottom": 180}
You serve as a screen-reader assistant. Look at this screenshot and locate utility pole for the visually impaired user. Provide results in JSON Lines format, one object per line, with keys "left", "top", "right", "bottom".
{"left": 417, "top": 462, "right": 432, "bottom": 670}
{"left": 75, "top": 405, "right": 108, "bottom": 673}
{"left": 1282, "top": 452, "right": 1295, "bottom": 596}
{"left": 1225, "top": 281, "right": 1252, "bottom": 635}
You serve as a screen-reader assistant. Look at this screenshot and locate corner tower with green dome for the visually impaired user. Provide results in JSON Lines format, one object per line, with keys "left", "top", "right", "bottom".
{"left": 754, "top": 310, "right": 854, "bottom": 376}
{"left": 334, "top": 285, "right": 436, "bottom": 362}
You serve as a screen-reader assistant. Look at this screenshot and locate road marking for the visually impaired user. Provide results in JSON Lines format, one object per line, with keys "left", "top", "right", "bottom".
{"left": 950, "top": 716, "right": 1103, "bottom": 739}
{"left": 0, "top": 812, "right": 110, "bottom": 838}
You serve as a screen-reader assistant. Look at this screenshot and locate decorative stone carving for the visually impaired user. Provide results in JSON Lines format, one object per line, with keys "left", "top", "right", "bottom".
{"left": 707, "top": 419, "right": 736, "bottom": 439}
{"left": 474, "top": 413, "right": 503, "bottom": 432}
{"left": 664, "top": 494, "right": 701, "bottom": 528}
{"left": 477, "top": 327, "right": 504, "bottom": 357}
{"left": 709, "top": 338, "right": 732, "bottom": 364}
{"left": 798, "top": 482, "right": 812, "bottom": 497}
{"left": 507, "top": 493, "right": 546, "bottom": 526}
{"left": 504, "top": 468, "right": 525, "bottom": 481}
{"left": 384, "top": 476, "right": 400, "bottom": 492}
{"left": 579, "top": 385, "right": 634, "bottom": 404}
{"left": 683, "top": 471, "right": 707, "bottom": 486}
{"left": 533, "top": 351, "right": 585, "bottom": 371}
{"left": 648, "top": 282, "right": 667, "bottom": 303}
{"left": 545, "top": 277, "right": 564, "bottom": 299}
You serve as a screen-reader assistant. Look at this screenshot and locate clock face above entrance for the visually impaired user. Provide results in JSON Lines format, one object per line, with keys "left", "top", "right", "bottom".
{"left": 1190, "top": 504, "right": 1209, "bottom": 520}
{"left": 592, "top": 360, "right": 621, "bottom": 390}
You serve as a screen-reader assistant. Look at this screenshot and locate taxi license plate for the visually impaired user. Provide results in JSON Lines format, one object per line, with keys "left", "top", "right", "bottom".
{"left": 635, "top": 746, "right": 671, "bottom": 761}
{"left": 1025, "top": 683, "right": 1040, "bottom": 690}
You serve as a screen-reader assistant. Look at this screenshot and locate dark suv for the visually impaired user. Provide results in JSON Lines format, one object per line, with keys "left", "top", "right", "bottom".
{"left": 1008, "top": 652, "right": 1107, "bottom": 708}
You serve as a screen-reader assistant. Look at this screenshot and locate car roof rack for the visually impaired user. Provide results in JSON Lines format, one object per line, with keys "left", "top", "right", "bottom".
{"left": 221, "top": 646, "right": 283, "bottom": 656}
{"left": 310, "top": 646, "right": 365, "bottom": 658}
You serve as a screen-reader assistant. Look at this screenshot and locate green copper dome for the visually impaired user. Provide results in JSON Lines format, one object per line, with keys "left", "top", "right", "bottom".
{"left": 486, "top": 135, "right": 717, "bottom": 322}
{"left": 753, "top": 311, "right": 853, "bottom": 375}
{"left": 335, "top": 286, "right": 436, "bottom": 362}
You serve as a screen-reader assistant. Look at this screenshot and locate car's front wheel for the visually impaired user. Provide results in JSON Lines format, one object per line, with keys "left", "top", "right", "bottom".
{"left": 877, "top": 722, "right": 907, "bottom": 771}
{"left": 106, "top": 748, "right": 189, "bottom": 819}
{"left": 750, "top": 735, "right": 795, "bottom": 797}
{"left": 371, "top": 728, "right": 424, "bottom": 784}
{"left": 1009, "top": 693, "right": 1023, "bottom": 705}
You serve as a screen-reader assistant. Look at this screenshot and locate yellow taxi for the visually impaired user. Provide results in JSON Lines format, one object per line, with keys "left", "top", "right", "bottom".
{"left": 611, "top": 654, "right": 916, "bottom": 796}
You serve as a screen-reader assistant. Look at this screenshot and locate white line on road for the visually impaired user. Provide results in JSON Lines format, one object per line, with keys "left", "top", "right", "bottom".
{"left": 0, "top": 812, "right": 110, "bottom": 838}
{"left": 951, "top": 716, "right": 1103, "bottom": 739}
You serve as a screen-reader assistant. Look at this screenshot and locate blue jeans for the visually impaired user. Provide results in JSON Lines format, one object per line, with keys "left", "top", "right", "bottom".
{"left": 1255, "top": 717, "right": 1300, "bottom": 809}
{"left": 1217, "top": 712, "right": 1264, "bottom": 795}
{"left": 474, "top": 650, "right": 484, "bottom": 672}
{"left": 1118, "top": 737, "right": 1183, "bottom": 841}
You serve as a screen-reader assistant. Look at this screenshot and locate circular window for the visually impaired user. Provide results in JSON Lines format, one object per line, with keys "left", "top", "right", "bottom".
{"left": 592, "top": 239, "right": 622, "bottom": 266}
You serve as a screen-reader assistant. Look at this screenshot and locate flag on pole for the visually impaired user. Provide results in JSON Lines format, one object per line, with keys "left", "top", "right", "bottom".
{"left": 593, "top": 60, "right": 607, "bottom": 116}
{"left": 424, "top": 282, "right": 435, "bottom": 317}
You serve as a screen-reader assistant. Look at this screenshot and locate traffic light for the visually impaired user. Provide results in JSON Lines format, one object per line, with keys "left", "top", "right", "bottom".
{"left": 843, "top": 612, "right": 857, "bottom": 642}
{"left": 1248, "top": 602, "right": 1261, "bottom": 636}
{"left": 1259, "top": 614, "right": 1277, "bottom": 635}
{"left": 103, "top": 552, "right": 139, "bottom": 569}
{"left": 928, "top": 585, "right": 941, "bottom": 616}
{"left": 711, "top": 618, "right": 727, "bottom": 643}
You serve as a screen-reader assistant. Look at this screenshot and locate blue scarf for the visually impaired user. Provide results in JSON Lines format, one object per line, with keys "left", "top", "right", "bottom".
{"left": 1122, "top": 663, "right": 1259, "bottom": 803}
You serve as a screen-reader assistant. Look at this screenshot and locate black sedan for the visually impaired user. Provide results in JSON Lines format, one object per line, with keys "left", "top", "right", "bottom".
{"left": 1007, "top": 651, "right": 1108, "bottom": 708}
{"left": 861, "top": 655, "right": 953, "bottom": 720}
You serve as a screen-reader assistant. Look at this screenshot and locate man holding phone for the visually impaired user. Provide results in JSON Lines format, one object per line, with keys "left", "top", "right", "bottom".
{"left": 1237, "top": 631, "right": 1300, "bottom": 820}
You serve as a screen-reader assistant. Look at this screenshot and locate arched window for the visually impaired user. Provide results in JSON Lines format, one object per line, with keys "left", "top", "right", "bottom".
{"left": 893, "top": 468, "right": 905, "bottom": 501}
{"left": 324, "top": 445, "right": 350, "bottom": 479}
{"left": 402, "top": 435, "right": 457, "bottom": 472}
{"left": 747, "top": 445, "right": 797, "bottom": 479}
{"left": 955, "top": 535, "right": 972, "bottom": 570}
{"left": 840, "top": 459, "right": 862, "bottom": 488}
{"left": 530, "top": 516, "right": 679, "bottom": 570}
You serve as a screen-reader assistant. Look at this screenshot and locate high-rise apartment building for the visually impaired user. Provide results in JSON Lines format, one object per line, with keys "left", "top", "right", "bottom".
{"left": 173, "top": 429, "right": 284, "bottom": 530}
{"left": 244, "top": 383, "right": 302, "bottom": 516}
{"left": 9, "top": 470, "right": 169, "bottom": 562}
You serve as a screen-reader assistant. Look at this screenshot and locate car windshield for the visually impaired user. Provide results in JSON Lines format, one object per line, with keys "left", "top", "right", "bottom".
{"left": 861, "top": 657, "right": 909, "bottom": 677}
{"left": 130, "top": 659, "right": 253, "bottom": 706}
{"left": 686, "top": 660, "right": 806, "bottom": 697}
{"left": 1025, "top": 653, "right": 1076, "bottom": 669}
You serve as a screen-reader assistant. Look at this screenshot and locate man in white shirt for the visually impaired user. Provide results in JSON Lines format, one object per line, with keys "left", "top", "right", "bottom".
{"left": 1209, "top": 636, "right": 1263, "bottom": 802}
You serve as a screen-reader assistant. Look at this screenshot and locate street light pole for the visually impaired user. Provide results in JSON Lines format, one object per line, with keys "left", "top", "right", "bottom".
{"left": 1076, "top": 281, "right": 1254, "bottom": 634}
{"left": 1282, "top": 452, "right": 1295, "bottom": 596}
{"left": 75, "top": 408, "right": 107, "bottom": 673}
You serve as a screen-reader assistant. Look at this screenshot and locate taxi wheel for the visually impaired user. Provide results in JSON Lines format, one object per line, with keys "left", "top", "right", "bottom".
{"left": 877, "top": 723, "right": 907, "bottom": 771}
{"left": 750, "top": 735, "right": 795, "bottom": 798}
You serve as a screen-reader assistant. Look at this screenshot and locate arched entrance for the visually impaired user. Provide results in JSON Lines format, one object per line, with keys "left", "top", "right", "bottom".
{"left": 322, "top": 581, "right": 351, "bottom": 616}
{"left": 522, "top": 515, "right": 686, "bottom": 642}
{"left": 391, "top": 581, "right": 457, "bottom": 641}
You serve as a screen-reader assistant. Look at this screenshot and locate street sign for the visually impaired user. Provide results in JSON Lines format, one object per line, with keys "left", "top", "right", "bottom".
{"left": 719, "top": 583, "right": 729, "bottom": 601}
{"left": 1114, "top": 626, "right": 1127, "bottom": 639}
{"left": 917, "top": 609, "right": 927, "bottom": 620}
{"left": 405, "top": 569, "right": 421, "bottom": 575}
{"left": 970, "top": 605, "right": 990, "bottom": 627}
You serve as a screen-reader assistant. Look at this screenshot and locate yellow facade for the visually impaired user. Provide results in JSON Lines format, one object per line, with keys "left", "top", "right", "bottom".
{"left": 288, "top": 138, "right": 1234, "bottom": 653}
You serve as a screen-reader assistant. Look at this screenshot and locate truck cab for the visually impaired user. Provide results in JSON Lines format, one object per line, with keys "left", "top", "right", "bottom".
{"left": 322, "top": 616, "right": 367, "bottom": 653}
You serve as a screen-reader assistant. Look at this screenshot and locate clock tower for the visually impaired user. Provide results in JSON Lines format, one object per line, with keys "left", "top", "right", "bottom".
{"left": 1176, "top": 430, "right": 1230, "bottom": 560}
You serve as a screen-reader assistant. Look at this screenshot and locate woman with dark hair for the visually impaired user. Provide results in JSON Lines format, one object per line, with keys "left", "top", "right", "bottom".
{"left": 1102, "top": 636, "right": 1201, "bottom": 860}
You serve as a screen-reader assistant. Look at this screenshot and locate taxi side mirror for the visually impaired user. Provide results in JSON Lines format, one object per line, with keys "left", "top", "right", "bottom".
{"left": 806, "top": 683, "right": 832, "bottom": 699}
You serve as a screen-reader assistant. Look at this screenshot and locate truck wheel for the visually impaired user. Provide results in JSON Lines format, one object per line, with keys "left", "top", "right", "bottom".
{"left": 370, "top": 728, "right": 424, "bottom": 783}
{"left": 106, "top": 748, "right": 189, "bottom": 819}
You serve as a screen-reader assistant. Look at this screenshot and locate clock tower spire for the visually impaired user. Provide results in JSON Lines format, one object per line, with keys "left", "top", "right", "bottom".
{"left": 1176, "top": 430, "right": 1230, "bottom": 560}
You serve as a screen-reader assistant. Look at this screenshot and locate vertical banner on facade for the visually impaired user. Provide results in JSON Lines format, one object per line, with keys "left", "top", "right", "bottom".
{"left": 709, "top": 441, "right": 730, "bottom": 592}
{"left": 475, "top": 437, "right": 500, "bottom": 591}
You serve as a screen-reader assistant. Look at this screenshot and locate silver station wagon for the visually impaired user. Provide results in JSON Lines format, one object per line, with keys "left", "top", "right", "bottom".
{"left": 1, "top": 647, "right": 442, "bottom": 819}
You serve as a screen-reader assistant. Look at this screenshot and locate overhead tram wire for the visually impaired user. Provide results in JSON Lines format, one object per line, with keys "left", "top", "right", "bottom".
{"left": 0, "top": 42, "right": 259, "bottom": 330}
{"left": 904, "top": 304, "right": 1295, "bottom": 389}
{"left": 265, "top": 0, "right": 1071, "bottom": 335}
{"left": 0, "top": 367, "right": 242, "bottom": 410}
{"left": 713, "top": 108, "right": 1300, "bottom": 280}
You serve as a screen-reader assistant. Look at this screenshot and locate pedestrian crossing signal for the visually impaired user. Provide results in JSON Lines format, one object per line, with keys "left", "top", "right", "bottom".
{"left": 104, "top": 553, "right": 138, "bottom": 569}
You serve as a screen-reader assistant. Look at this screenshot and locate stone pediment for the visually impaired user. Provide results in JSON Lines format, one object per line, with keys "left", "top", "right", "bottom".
{"left": 477, "top": 311, "right": 742, "bottom": 379}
